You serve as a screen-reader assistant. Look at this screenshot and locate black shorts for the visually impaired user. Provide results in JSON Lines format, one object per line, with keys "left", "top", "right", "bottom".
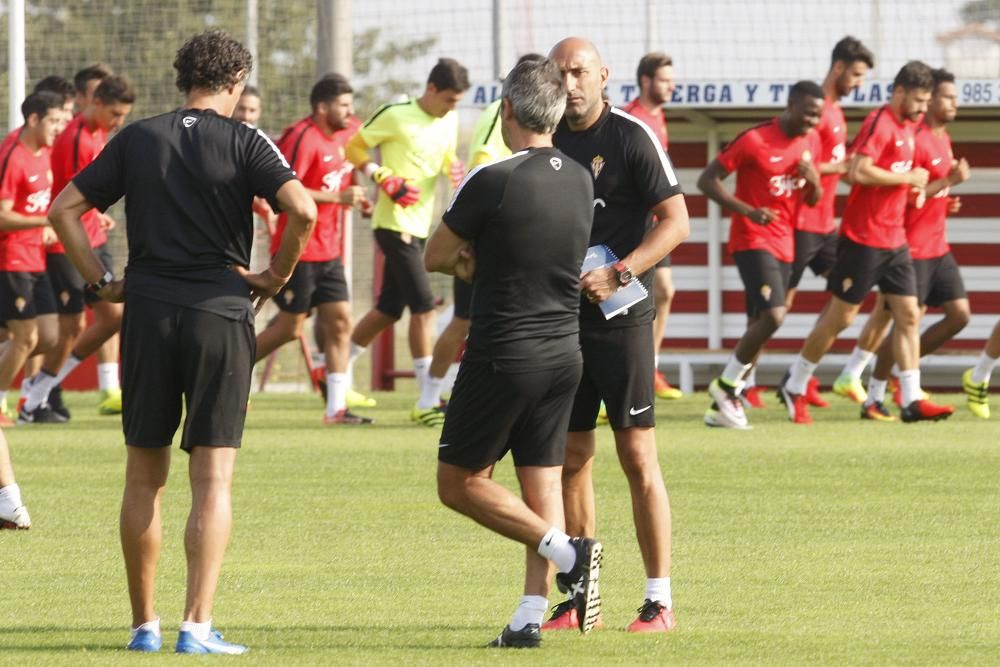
{"left": 452, "top": 277, "right": 472, "bottom": 320}
{"left": 0, "top": 271, "right": 57, "bottom": 320}
{"left": 733, "top": 250, "right": 791, "bottom": 318}
{"left": 439, "top": 360, "right": 583, "bottom": 470}
{"left": 655, "top": 254, "right": 672, "bottom": 269}
{"left": 47, "top": 244, "right": 114, "bottom": 314}
{"left": 274, "top": 258, "right": 349, "bottom": 314}
{"left": 121, "top": 297, "right": 255, "bottom": 452}
{"left": 789, "top": 230, "right": 838, "bottom": 289}
{"left": 569, "top": 325, "right": 655, "bottom": 432}
{"left": 826, "top": 237, "right": 916, "bottom": 305}
{"left": 374, "top": 228, "right": 435, "bottom": 319}
{"left": 914, "top": 252, "right": 967, "bottom": 307}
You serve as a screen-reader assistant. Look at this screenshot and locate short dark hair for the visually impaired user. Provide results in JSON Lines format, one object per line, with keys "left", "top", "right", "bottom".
{"left": 893, "top": 60, "right": 934, "bottom": 91}
{"left": 174, "top": 30, "right": 253, "bottom": 94}
{"left": 94, "top": 75, "right": 136, "bottom": 105}
{"left": 427, "top": 58, "right": 470, "bottom": 93}
{"left": 21, "top": 91, "right": 64, "bottom": 122}
{"left": 311, "top": 73, "right": 353, "bottom": 108}
{"left": 831, "top": 36, "right": 875, "bottom": 69}
{"left": 242, "top": 85, "right": 261, "bottom": 99}
{"left": 73, "top": 63, "right": 113, "bottom": 94}
{"left": 636, "top": 52, "right": 673, "bottom": 87}
{"left": 931, "top": 67, "right": 956, "bottom": 93}
{"left": 788, "top": 80, "right": 825, "bottom": 105}
{"left": 33, "top": 75, "right": 75, "bottom": 102}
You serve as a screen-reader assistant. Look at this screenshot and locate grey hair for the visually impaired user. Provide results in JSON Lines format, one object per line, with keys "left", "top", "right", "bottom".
{"left": 501, "top": 58, "right": 566, "bottom": 134}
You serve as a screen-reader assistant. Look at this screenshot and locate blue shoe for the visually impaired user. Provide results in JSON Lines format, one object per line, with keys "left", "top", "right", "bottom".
{"left": 175, "top": 628, "right": 248, "bottom": 654}
{"left": 126, "top": 628, "right": 162, "bottom": 652}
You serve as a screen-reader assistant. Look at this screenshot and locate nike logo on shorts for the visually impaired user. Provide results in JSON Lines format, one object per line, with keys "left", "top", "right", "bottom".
{"left": 438, "top": 443, "right": 450, "bottom": 448}
{"left": 629, "top": 405, "right": 652, "bottom": 416}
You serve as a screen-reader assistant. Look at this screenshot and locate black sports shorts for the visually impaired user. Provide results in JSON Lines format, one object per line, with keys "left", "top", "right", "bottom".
{"left": 439, "top": 360, "right": 582, "bottom": 470}
{"left": 373, "top": 228, "right": 435, "bottom": 319}
{"left": 733, "top": 249, "right": 792, "bottom": 318}
{"left": 47, "top": 243, "right": 114, "bottom": 314}
{"left": 789, "top": 230, "right": 837, "bottom": 289}
{"left": 914, "top": 252, "right": 966, "bottom": 307}
{"left": 568, "top": 324, "right": 655, "bottom": 432}
{"left": 274, "top": 258, "right": 349, "bottom": 313}
{"left": 121, "top": 297, "right": 254, "bottom": 452}
{"left": 0, "top": 270, "right": 56, "bottom": 320}
{"left": 826, "top": 236, "right": 916, "bottom": 305}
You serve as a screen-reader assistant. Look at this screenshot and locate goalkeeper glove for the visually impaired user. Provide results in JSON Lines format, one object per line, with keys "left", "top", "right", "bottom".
{"left": 372, "top": 166, "right": 421, "bottom": 207}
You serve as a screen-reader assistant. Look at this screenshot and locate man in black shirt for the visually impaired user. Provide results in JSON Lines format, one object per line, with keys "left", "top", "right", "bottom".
{"left": 426, "top": 57, "right": 601, "bottom": 648}
{"left": 546, "top": 37, "right": 689, "bottom": 633}
{"left": 49, "top": 30, "right": 316, "bottom": 654}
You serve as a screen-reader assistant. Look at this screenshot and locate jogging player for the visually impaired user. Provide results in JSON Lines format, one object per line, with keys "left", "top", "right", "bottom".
{"left": 547, "top": 37, "right": 689, "bottom": 632}
{"left": 778, "top": 61, "right": 954, "bottom": 424}
{"left": 697, "top": 81, "right": 825, "bottom": 429}
{"left": 49, "top": 30, "right": 316, "bottom": 654}
{"left": 428, "top": 56, "right": 602, "bottom": 648}
{"left": 963, "top": 320, "right": 1000, "bottom": 418}
{"left": 345, "top": 58, "right": 469, "bottom": 427}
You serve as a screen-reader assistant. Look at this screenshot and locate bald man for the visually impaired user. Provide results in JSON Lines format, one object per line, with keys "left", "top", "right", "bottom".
{"left": 546, "top": 37, "right": 689, "bottom": 633}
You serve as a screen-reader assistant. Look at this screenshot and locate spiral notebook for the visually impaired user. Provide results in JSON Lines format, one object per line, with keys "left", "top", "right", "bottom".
{"left": 580, "top": 244, "right": 649, "bottom": 320}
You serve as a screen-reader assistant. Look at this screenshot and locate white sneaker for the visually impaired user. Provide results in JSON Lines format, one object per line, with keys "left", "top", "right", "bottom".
{"left": 0, "top": 504, "right": 31, "bottom": 529}
{"left": 704, "top": 402, "right": 752, "bottom": 429}
{"left": 707, "top": 378, "right": 749, "bottom": 428}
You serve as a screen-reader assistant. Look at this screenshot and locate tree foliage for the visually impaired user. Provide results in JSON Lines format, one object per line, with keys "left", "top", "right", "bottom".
{"left": 960, "top": 0, "right": 1000, "bottom": 25}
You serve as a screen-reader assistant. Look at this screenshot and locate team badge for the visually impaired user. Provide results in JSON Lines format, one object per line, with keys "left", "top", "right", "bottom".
{"left": 550, "top": 157, "right": 562, "bottom": 171}
{"left": 283, "top": 290, "right": 295, "bottom": 304}
{"left": 182, "top": 116, "right": 198, "bottom": 128}
{"left": 15, "top": 297, "right": 26, "bottom": 312}
{"left": 590, "top": 155, "right": 605, "bottom": 180}
{"left": 842, "top": 277, "right": 854, "bottom": 293}
{"left": 60, "top": 291, "right": 70, "bottom": 306}
{"left": 760, "top": 284, "right": 772, "bottom": 300}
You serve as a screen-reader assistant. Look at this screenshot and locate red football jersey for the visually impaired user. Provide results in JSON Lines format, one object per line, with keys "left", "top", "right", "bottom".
{"left": 795, "top": 97, "right": 847, "bottom": 234}
{"left": 49, "top": 114, "right": 108, "bottom": 252}
{"left": 0, "top": 141, "right": 51, "bottom": 272}
{"left": 840, "top": 106, "right": 917, "bottom": 249}
{"left": 904, "top": 122, "right": 954, "bottom": 259}
{"left": 718, "top": 119, "right": 822, "bottom": 262}
{"left": 271, "top": 116, "right": 361, "bottom": 262}
{"left": 622, "top": 98, "right": 668, "bottom": 150}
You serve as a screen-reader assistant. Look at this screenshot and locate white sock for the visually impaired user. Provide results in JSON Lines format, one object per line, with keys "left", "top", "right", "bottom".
{"left": 417, "top": 376, "right": 444, "bottom": 409}
{"left": 0, "top": 391, "right": 7, "bottom": 408}
{"left": 413, "top": 356, "right": 432, "bottom": 392}
{"left": 867, "top": 378, "right": 888, "bottom": 404}
{"left": 721, "top": 355, "right": 752, "bottom": 388}
{"left": 327, "top": 372, "right": 348, "bottom": 416}
{"left": 971, "top": 352, "right": 998, "bottom": 385}
{"left": 890, "top": 363, "right": 901, "bottom": 377}
{"left": 645, "top": 577, "right": 672, "bottom": 609}
{"left": 20, "top": 375, "right": 33, "bottom": 392}
{"left": 537, "top": 527, "right": 576, "bottom": 573}
{"left": 179, "top": 620, "right": 212, "bottom": 641}
{"left": 509, "top": 595, "right": 548, "bottom": 631}
{"left": 841, "top": 346, "right": 874, "bottom": 379}
{"left": 442, "top": 362, "right": 460, "bottom": 397}
{"left": 744, "top": 366, "right": 757, "bottom": 389}
{"left": 97, "top": 363, "right": 120, "bottom": 392}
{"left": 787, "top": 355, "right": 818, "bottom": 395}
{"left": 0, "top": 483, "right": 23, "bottom": 509}
{"left": 898, "top": 369, "right": 921, "bottom": 406}
{"left": 54, "top": 354, "right": 83, "bottom": 385}
{"left": 347, "top": 343, "right": 367, "bottom": 389}
{"left": 131, "top": 618, "right": 161, "bottom": 637}
{"left": 24, "top": 370, "right": 58, "bottom": 412}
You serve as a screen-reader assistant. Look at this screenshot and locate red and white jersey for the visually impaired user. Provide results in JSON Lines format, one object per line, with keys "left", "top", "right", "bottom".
{"left": 0, "top": 141, "right": 51, "bottom": 272}
{"left": 271, "top": 115, "right": 361, "bottom": 262}
{"left": 49, "top": 113, "right": 108, "bottom": 252}
{"left": 717, "top": 118, "right": 821, "bottom": 262}
{"left": 621, "top": 98, "right": 669, "bottom": 150}
{"left": 905, "top": 122, "right": 955, "bottom": 260}
{"left": 840, "top": 106, "right": 918, "bottom": 249}
{"left": 795, "top": 97, "right": 847, "bottom": 234}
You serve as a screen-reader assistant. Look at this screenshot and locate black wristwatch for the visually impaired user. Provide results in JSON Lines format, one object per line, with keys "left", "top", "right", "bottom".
{"left": 87, "top": 270, "right": 114, "bottom": 293}
{"left": 612, "top": 261, "right": 633, "bottom": 287}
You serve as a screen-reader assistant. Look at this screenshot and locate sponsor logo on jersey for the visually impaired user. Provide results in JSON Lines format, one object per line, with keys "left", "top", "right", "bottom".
{"left": 768, "top": 174, "right": 805, "bottom": 197}
{"left": 25, "top": 188, "right": 51, "bottom": 214}
{"left": 890, "top": 160, "right": 913, "bottom": 174}
{"left": 590, "top": 155, "right": 605, "bottom": 180}
{"left": 768, "top": 156, "right": 784, "bottom": 163}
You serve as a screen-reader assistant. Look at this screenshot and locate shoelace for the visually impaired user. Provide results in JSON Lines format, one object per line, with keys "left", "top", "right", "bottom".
{"left": 636, "top": 600, "right": 665, "bottom": 622}
{"left": 966, "top": 382, "right": 989, "bottom": 403}
{"left": 548, "top": 599, "right": 574, "bottom": 619}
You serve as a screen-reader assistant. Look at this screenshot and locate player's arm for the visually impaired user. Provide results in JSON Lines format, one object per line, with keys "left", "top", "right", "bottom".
{"left": 697, "top": 158, "right": 776, "bottom": 224}
{"left": 925, "top": 157, "right": 970, "bottom": 198}
{"left": 848, "top": 153, "right": 928, "bottom": 188}
{"left": 48, "top": 183, "right": 122, "bottom": 301}
{"left": 424, "top": 223, "right": 474, "bottom": 283}
{"left": 0, "top": 199, "right": 50, "bottom": 230}
{"left": 625, "top": 193, "right": 690, "bottom": 275}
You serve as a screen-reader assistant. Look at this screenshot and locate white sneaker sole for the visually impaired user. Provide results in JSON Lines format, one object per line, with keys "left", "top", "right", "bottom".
{"left": 580, "top": 541, "right": 603, "bottom": 635}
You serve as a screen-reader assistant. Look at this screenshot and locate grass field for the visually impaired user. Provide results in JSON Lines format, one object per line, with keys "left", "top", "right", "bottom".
{"left": 2, "top": 387, "right": 998, "bottom": 665}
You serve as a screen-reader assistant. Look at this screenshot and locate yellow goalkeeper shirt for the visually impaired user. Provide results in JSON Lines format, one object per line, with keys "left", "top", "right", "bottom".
{"left": 467, "top": 99, "right": 511, "bottom": 168}
{"left": 358, "top": 98, "right": 459, "bottom": 238}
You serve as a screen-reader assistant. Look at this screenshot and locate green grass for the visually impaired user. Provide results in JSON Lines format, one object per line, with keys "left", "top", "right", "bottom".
{"left": 2, "top": 388, "right": 998, "bottom": 665}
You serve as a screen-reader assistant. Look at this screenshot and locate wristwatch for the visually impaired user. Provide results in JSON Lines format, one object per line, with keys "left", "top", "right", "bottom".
{"left": 612, "top": 261, "right": 633, "bottom": 287}
{"left": 86, "top": 270, "right": 114, "bottom": 293}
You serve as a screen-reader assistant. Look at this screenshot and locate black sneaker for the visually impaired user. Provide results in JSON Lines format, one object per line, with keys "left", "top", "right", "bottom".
{"left": 554, "top": 537, "right": 603, "bottom": 634}
{"left": 486, "top": 624, "right": 540, "bottom": 648}
{"left": 48, "top": 384, "right": 71, "bottom": 419}
{"left": 17, "top": 405, "right": 69, "bottom": 425}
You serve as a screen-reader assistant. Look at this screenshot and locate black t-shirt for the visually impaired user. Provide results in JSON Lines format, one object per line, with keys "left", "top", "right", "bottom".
{"left": 443, "top": 147, "right": 593, "bottom": 373}
{"left": 73, "top": 107, "right": 296, "bottom": 318}
{"left": 553, "top": 104, "right": 684, "bottom": 328}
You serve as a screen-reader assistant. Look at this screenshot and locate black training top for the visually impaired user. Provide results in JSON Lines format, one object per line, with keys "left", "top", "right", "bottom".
{"left": 443, "top": 146, "right": 593, "bottom": 373}
{"left": 73, "top": 107, "right": 297, "bottom": 318}
{"left": 554, "top": 103, "right": 684, "bottom": 328}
